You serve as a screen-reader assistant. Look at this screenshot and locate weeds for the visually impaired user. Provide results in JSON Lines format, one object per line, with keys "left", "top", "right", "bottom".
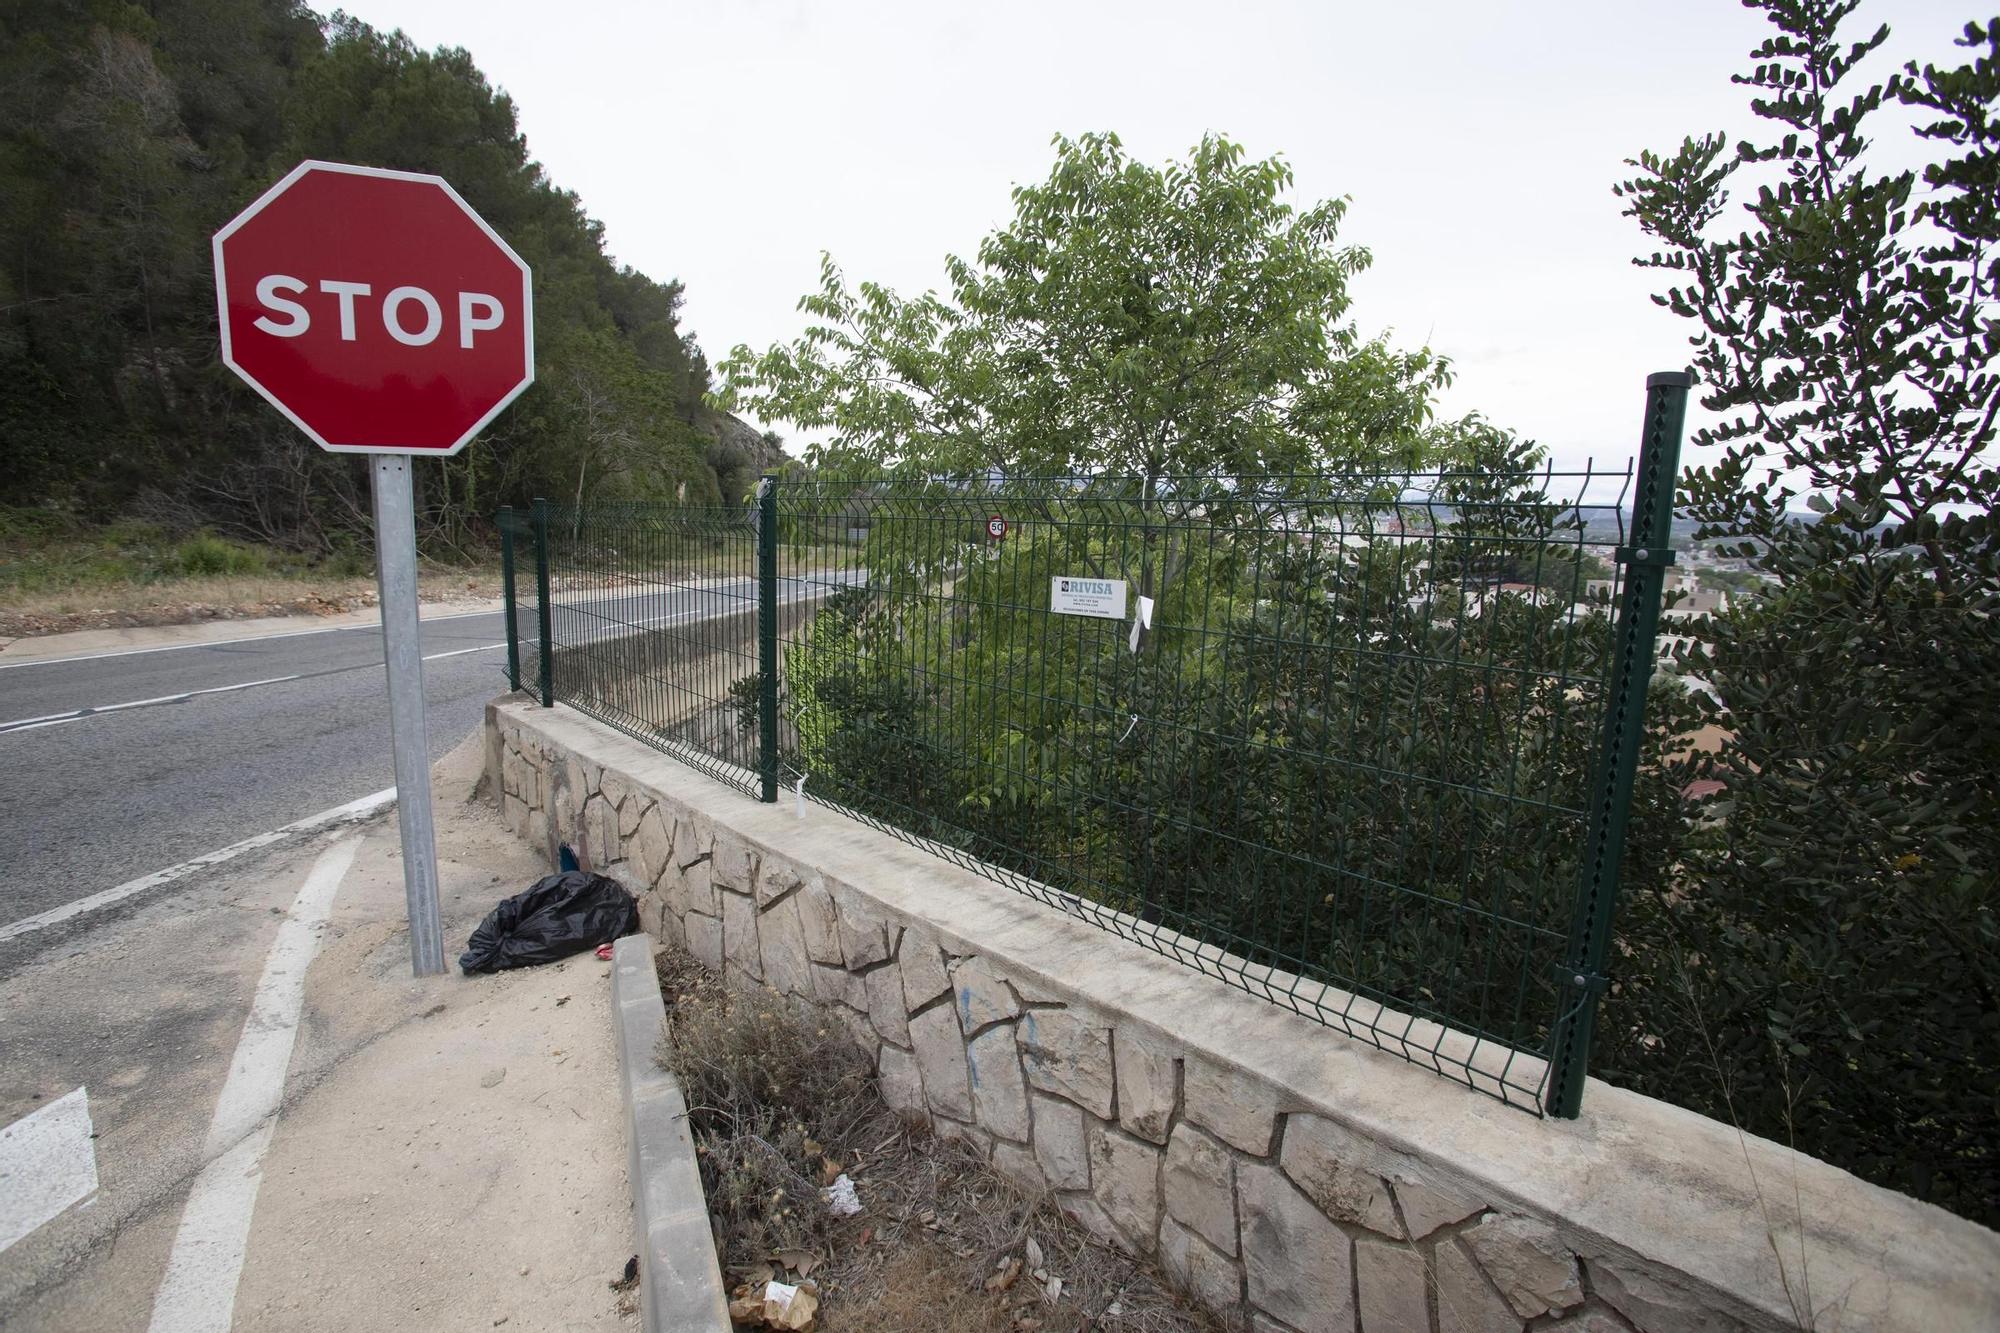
{"left": 0, "top": 514, "right": 279, "bottom": 594}
{"left": 654, "top": 945, "right": 1222, "bottom": 1333}
{"left": 0, "top": 508, "right": 502, "bottom": 636}
{"left": 1667, "top": 944, "right": 1825, "bottom": 1332}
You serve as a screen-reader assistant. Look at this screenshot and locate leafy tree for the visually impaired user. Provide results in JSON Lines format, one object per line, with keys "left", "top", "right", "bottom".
{"left": 724, "top": 131, "right": 1484, "bottom": 667}
{"left": 722, "top": 133, "right": 1457, "bottom": 486}
{"left": 1602, "top": 0, "right": 1999, "bottom": 1222}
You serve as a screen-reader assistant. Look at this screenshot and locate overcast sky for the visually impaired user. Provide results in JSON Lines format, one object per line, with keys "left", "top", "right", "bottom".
{"left": 338, "top": 0, "right": 1971, "bottom": 482}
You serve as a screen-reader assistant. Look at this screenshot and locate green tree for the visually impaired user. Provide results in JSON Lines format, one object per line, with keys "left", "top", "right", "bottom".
{"left": 724, "top": 131, "right": 1481, "bottom": 668}
{"left": 720, "top": 133, "right": 1460, "bottom": 485}
{"left": 1603, "top": 0, "right": 1999, "bottom": 1222}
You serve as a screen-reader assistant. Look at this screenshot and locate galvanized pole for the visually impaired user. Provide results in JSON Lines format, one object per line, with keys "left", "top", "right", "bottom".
{"left": 499, "top": 504, "right": 521, "bottom": 693}
{"left": 1545, "top": 370, "right": 1691, "bottom": 1117}
{"left": 532, "top": 497, "right": 554, "bottom": 709}
{"left": 369, "top": 453, "right": 446, "bottom": 977}
{"left": 756, "top": 474, "right": 780, "bottom": 803}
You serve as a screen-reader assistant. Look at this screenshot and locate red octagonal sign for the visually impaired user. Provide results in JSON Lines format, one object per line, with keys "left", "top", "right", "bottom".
{"left": 213, "top": 160, "right": 534, "bottom": 455}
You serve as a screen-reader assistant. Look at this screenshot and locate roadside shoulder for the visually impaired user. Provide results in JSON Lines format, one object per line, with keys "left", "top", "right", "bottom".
{"left": 0, "top": 597, "right": 509, "bottom": 668}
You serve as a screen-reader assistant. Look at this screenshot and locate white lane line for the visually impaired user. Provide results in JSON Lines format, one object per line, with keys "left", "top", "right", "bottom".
{"left": 0, "top": 604, "right": 509, "bottom": 671}
{"left": 1, "top": 640, "right": 511, "bottom": 735}
{"left": 0, "top": 788, "right": 394, "bottom": 945}
{"left": 420, "top": 640, "right": 506, "bottom": 660}
{"left": 2, "top": 580, "right": 834, "bottom": 736}
{"left": 0, "top": 1088, "right": 99, "bottom": 1254}
{"left": 0, "top": 673, "right": 304, "bottom": 734}
{"left": 147, "top": 836, "right": 360, "bottom": 1333}
{"left": 0, "top": 574, "right": 842, "bottom": 673}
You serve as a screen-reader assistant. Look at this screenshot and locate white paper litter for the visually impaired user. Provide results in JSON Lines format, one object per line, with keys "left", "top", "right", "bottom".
{"left": 766, "top": 1279, "right": 799, "bottom": 1311}
{"left": 822, "top": 1173, "right": 862, "bottom": 1216}
{"left": 1127, "top": 594, "right": 1155, "bottom": 653}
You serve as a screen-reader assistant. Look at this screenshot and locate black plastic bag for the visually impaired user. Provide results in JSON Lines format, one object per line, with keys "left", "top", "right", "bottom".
{"left": 459, "top": 871, "right": 639, "bottom": 973}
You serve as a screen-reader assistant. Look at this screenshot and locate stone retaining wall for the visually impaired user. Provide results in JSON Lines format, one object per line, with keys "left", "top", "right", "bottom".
{"left": 487, "top": 695, "right": 2000, "bottom": 1333}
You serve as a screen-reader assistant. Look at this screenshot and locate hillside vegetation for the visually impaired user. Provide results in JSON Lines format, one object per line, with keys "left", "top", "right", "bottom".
{"left": 0, "top": 1, "right": 771, "bottom": 559}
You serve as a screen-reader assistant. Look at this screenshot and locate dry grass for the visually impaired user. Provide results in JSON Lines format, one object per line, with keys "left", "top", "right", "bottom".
{"left": 0, "top": 568, "right": 503, "bottom": 638}
{"left": 654, "top": 946, "right": 1223, "bottom": 1333}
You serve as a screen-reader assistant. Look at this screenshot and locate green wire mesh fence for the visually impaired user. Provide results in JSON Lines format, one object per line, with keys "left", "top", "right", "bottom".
{"left": 503, "top": 377, "right": 1688, "bottom": 1115}
{"left": 504, "top": 496, "right": 775, "bottom": 797}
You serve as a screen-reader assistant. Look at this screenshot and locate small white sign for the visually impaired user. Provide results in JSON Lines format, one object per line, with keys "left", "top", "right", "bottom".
{"left": 1051, "top": 576, "right": 1127, "bottom": 620}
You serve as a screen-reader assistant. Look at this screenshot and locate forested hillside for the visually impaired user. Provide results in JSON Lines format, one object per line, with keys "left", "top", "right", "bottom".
{"left": 0, "top": 1, "right": 768, "bottom": 556}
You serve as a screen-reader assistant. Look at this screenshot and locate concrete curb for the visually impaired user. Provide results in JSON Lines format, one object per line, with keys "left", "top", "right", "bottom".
{"left": 610, "top": 933, "right": 732, "bottom": 1333}
{"left": 0, "top": 598, "right": 511, "bottom": 668}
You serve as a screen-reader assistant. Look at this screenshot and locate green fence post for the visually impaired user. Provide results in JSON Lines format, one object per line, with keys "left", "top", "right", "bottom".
{"left": 532, "top": 496, "right": 554, "bottom": 709}
{"left": 756, "top": 473, "right": 780, "bottom": 803}
{"left": 498, "top": 505, "right": 521, "bottom": 692}
{"left": 1545, "top": 370, "right": 1691, "bottom": 1118}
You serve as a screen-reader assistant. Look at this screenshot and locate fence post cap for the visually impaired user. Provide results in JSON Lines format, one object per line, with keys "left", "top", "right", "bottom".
{"left": 1646, "top": 370, "right": 1695, "bottom": 390}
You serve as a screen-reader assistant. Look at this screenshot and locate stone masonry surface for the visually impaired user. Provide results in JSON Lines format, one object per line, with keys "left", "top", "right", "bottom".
{"left": 488, "top": 696, "right": 2000, "bottom": 1333}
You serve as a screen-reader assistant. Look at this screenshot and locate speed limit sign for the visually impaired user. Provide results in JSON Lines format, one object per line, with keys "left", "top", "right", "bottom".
{"left": 986, "top": 514, "right": 1008, "bottom": 541}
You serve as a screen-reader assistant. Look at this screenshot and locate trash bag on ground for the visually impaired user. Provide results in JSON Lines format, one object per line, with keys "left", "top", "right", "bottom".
{"left": 458, "top": 871, "right": 639, "bottom": 973}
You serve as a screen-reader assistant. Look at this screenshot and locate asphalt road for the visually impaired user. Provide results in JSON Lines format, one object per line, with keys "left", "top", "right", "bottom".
{"left": 0, "top": 575, "right": 821, "bottom": 943}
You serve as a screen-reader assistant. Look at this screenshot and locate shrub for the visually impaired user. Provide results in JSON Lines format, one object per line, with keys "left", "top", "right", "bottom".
{"left": 170, "top": 531, "right": 267, "bottom": 578}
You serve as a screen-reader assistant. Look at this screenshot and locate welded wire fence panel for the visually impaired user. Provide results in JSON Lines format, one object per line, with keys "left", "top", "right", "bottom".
{"left": 530, "top": 499, "right": 765, "bottom": 797}
{"left": 769, "top": 470, "right": 1637, "bottom": 1111}
{"left": 511, "top": 463, "right": 1658, "bottom": 1112}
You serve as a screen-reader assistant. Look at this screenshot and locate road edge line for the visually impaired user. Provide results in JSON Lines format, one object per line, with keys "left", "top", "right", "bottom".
{"left": 146, "top": 835, "right": 362, "bottom": 1333}
{"left": 0, "top": 788, "right": 395, "bottom": 945}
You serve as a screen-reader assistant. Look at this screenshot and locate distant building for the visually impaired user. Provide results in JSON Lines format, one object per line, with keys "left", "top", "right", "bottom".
{"left": 1583, "top": 573, "right": 1729, "bottom": 619}
{"left": 1682, "top": 778, "right": 1727, "bottom": 802}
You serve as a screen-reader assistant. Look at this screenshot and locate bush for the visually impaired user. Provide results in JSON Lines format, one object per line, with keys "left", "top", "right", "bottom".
{"left": 318, "top": 540, "right": 374, "bottom": 580}
{"left": 1601, "top": 559, "right": 2000, "bottom": 1223}
{"left": 1603, "top": 0, "right": 2000, "bottom": 1225}
{"left": 170, "top": 532, "right": 268, "bottom": 578}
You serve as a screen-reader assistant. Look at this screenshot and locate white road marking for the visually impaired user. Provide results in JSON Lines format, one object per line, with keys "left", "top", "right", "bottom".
{"left": 0, "top": 673, "right": 304, "bottom": 734}
{"left": 0, "top": 1088, "right": 99, "bottom": 1254}
{"left": 0, "top": 594, "right": 798, "bottom": 736}
{"left": 0, "top": 572, "right": 840, "bottom": 674}
{"left": 418, "top": 640, "right": 506, "bottom": 660}
{"left": 147, "top": 836, "right": 360, "bottom": 1333}
{"left": 0, "top": 788, "right": 393, "bottom": 945}
{"left": 0, "top": 604, "right": 507, "bottom": 671}
{"left": 0, "top": 639, "right": 512, "bottom": 734}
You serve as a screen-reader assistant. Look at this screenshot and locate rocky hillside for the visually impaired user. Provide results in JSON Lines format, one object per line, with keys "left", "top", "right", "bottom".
{"left": 697, "top": 409, "right": 790, "bottom": 503}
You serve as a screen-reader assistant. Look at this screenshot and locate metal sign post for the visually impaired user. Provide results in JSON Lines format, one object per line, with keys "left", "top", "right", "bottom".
{"left": 213, "top": 160, "right": 534, "bottom": 979}
{"left": 369, "top": 453, "right": 445, "bottom": 974}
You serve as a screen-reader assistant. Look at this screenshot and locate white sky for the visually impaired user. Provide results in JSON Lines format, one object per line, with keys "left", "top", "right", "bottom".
{"left": 337, "top": 0, "right": 1972, "bottom": 479}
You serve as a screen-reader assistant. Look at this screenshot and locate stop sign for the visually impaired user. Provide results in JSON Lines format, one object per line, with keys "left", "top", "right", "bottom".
{"left": 213, "top": 160, "right": 534, "bottom": 455}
